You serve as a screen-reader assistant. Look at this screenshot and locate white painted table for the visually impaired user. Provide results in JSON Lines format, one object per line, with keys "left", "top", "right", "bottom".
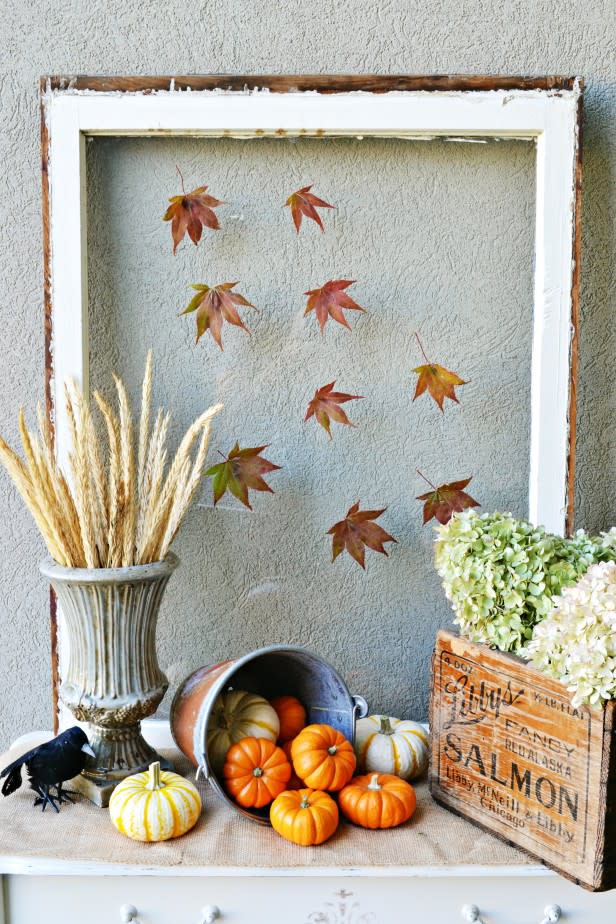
{"left": 2, "top": 729, "right": 615, "bottom": 924}
{"left": 7, "top": 870, "right": 616, "bottom": 924}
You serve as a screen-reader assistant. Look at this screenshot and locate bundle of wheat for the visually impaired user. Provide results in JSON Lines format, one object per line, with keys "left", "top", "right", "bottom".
{"left": 0, "top": 353, "right": 222, "bottom": 568}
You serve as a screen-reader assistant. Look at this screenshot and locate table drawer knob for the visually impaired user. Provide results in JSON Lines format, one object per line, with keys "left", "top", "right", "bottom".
{"left": 461, "top": 905, "right": 484, "bottom": 922}
{"left": 539, "top": 906, "right": 562, "bottom": 924}
{"left": 461, "top": 902, "right": 562, "bottom": 923}
{"left": 200, "top": 905, "right": 222, "bottom": 923}
{"left": 119, "top": 905, "right": 139, "bottom": 923}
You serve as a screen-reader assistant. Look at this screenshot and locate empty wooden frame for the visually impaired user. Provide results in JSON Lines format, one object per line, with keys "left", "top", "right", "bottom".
{"left": 40, "top": 75, "right": 583, "bottom": 725}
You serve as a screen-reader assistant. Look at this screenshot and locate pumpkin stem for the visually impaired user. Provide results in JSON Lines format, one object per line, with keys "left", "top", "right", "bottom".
{"left": 367, "top": 773, "right": 382, "bottom": 791}
{"left": 327, "top": 745, "right": 338, "bottom": 756}
{"left": 253, "top": 767, "right": 263, "bottom": 778}
{"left": 147, "top": 761, "right": 164, "bottom": 791}
{"left": 379, "top": 716, "right": 393, "bottom": 735}
{"left": 300, "top": 795, "right": 311, "bottom": 809}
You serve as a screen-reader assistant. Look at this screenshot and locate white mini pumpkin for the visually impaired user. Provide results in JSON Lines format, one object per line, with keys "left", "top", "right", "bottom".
{"left": 109, "top": 761, "right": 202, "bottom": 842}
{"left": 355, "top": 715, "right": 429, "bottom": 780}
{"left": 207, "top": 689, "right": 280, "bottom": 773}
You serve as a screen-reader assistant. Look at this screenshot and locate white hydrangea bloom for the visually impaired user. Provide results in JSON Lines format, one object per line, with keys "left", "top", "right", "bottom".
{"left": 526, "top": 561, "right": 616, "bottom": 707}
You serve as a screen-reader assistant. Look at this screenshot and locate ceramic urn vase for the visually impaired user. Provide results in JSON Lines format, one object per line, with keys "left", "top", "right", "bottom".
{"left": 40, "top": 553, "right": 178, "bottom": 807}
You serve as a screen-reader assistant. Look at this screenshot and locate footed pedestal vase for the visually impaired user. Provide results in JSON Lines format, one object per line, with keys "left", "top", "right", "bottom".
{"left": 40, "top": 553, "right": 178, "bottom": 806}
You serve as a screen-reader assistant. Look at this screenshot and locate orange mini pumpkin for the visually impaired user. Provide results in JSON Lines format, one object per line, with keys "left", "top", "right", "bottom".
{"left": 281, "top": 740, "right": 304, "bottom": 790}
{"left": 271, "top": 695, "right": 307, "bottom": 742}
{"left": 338, "top": 772, "right": 417, "bottom": 829}
{"left": 223, "top": 737, "right": 291, "bottom": 808}
{"left": 270, "top": 788, "right": 339, "bottom": 846}
{"left": 291, "top": 723, "right": 356, "bottom": 791}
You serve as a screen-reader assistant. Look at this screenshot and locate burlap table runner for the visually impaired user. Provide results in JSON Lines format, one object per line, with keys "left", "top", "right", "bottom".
{"left": 0, "top": 746, "right": 535, "bottom": 870}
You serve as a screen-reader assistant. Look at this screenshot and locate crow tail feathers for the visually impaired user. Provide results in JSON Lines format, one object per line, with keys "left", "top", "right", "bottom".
{"left": 1, "top": 765, "right": 23, "bottom": 797}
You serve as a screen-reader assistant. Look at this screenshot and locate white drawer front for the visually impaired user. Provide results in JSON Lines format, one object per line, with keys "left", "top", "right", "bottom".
{"left": 6, "top": 874, "right": 616, "bottom": 924}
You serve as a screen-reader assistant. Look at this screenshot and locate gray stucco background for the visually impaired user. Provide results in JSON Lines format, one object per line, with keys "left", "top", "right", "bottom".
{"left": 87, "top": 134, "right": 534, "bottom": 727}
{"left": 0, "top": 0, "right": 614, "bottom": 750}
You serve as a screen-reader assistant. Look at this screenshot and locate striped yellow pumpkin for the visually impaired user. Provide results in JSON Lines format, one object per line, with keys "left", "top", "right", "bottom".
{"left": 207, "top": 690, "right": 280, "bottom": 774}
{"left": 109, "top": 761, "right": 201, "bottom": 842}
{"left": 355, "top": 716, "right": 429, "bottom": 781}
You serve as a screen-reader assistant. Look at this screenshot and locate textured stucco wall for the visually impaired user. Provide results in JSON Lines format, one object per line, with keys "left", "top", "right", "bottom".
{"left": 86, "top": 134, "right": 534, "bottom": 725}
{"left": 0, "top": 0, "right": 615, "bottom": 750}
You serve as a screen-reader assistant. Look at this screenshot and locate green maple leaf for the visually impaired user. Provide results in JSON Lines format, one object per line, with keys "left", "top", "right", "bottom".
{"left": 206, "top": 444, "right": 281, "bottom": 509}
{"left": 180, "top": 282, "right": 256, "bottom": 350}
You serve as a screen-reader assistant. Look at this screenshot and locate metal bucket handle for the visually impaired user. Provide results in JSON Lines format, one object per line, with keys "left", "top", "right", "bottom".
{"left": 352, "top": 694, "right": 369, "bottom": 719}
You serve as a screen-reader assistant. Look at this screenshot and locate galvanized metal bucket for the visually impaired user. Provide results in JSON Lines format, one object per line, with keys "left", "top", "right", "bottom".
{"left": 170, "top": 644, "right": 368, "bottom": 824}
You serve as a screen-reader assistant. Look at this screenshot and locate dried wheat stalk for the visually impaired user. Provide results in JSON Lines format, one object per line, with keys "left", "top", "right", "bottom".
{"left": 137, "top": 350, "right": 152, "bottom": 507}
{"left": 0, "top": 353, "right": 222, "bottom": 568}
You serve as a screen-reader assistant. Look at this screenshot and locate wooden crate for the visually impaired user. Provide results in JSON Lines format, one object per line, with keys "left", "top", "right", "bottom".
{"left": 429, "top": 629, "right": 616, "bottom": 891}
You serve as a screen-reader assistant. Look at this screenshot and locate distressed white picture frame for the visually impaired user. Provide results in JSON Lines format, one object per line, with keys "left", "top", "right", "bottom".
{"left": 40, "top": 75, "right": 583, "bottom": 724}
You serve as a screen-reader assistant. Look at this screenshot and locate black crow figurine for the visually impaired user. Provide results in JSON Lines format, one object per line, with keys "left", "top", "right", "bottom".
{"left": 0, "top": 726, "right": 95, "bottom": 812}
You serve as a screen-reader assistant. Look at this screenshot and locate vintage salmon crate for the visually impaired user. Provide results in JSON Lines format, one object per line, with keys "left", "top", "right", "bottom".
{"left": 429, "top": 629, "right": 616, "bottom": 891}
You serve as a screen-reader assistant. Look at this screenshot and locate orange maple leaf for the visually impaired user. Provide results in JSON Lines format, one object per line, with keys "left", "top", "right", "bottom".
{"left": 412, "top": 332, "right": 467, "bottom": 411}
{"left": 163, "top": 169, "right": 225, "bottom": 254}
{"left": 285, "top": 185, "right": 335, "bottom": 232}
{"left": 205, "top": 444, "right": 281, "bottom": 510}
{"left": 305, "top": 382, "right": 364, "bottom": 438}
{"left": 416, "top": 472, "right": 480, "bottom": 525}
{"left": 180, "top": 282, "right": 256, "bottom": 350}
{"left": 304, "top": 280, "right": 366, "bottom": 333}
{"left": 328, "top": 502, "right": 397, "bottom": 569}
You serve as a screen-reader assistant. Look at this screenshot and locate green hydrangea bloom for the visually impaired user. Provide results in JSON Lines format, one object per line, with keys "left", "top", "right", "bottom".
{"left": 434, "top": 511, "right": 616, "bottom": 654}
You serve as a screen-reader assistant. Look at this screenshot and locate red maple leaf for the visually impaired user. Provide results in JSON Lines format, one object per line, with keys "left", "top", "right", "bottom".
{"left": 412, "top": 333, "right": 467, "bottom": 412}
{"left": 205, "top": 444, "right": 281, "bottom": 510}
{"left": 163, "top": 168, "right": 225, "bottom": 254}
{"left": 328, "top": 502, "right": 397, "bottom": 569}
{"left": 180, "top": 282, "right": 256, "bottom": 350}
{"left": 305, "top": 382, "right": 363, "bottom": 438}
{"left": 285, "top": 185, "right": 335, "bottom": 232}
{"left": 304, "top": 280, "right": 366, "bottom": 333}
{"left": 416, "top": 471, "right": 480, "bottom": 525}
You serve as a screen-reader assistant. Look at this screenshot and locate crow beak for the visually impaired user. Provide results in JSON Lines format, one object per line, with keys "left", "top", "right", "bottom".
{"left": 82, "top": 744, "right": 95, "bottom": 758}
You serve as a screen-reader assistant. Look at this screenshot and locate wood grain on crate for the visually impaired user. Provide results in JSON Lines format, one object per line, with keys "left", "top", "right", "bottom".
{"left": 429, "top": 630, "right": 616, "bottom": 891}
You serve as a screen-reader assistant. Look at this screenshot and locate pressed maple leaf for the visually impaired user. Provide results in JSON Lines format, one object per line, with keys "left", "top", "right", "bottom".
{"left": 304, "top": 280, "right": 366, "bottom": 333}
{"left": 305, "top": 382, "right": 364, "bottom": 438}
{"left": 285, "top": 185, "right": 335, "bottom": 233}
{"left": 416, "top": 471, "right": 480, "bottom": 525}
{"left": 205, "top": 444, "right": 281, "bottom": 509}
{"left": 163, "top": 168, "right": 225, "bottom": 254}
{"left": 412, "top": 332, "right": 467, "bottom": 411}
{"left": 328, "top": 502, "right": 397, "bottom": 569}
{"left": 180, "top": 282, "right": 256, "bottom": 350}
